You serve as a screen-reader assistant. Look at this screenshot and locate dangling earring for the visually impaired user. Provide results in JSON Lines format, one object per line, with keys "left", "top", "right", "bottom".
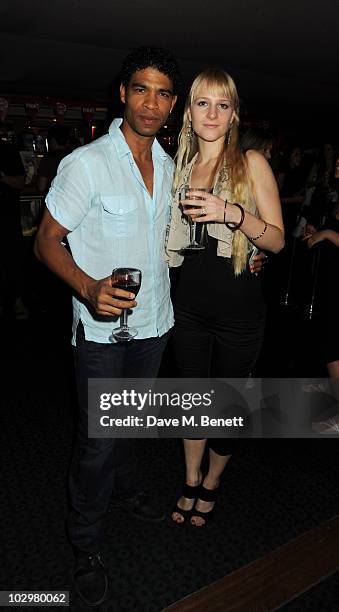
{"left": 227, "top": 123, "right": 233, "bottom": 146}
{"left": 186, "top": 120, "right": 193, "bottom": 141}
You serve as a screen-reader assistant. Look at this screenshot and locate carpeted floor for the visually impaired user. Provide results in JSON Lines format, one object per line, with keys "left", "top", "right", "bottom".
{"left": 282, "top": 571, "right": 339, "bottom": 611}
{"left": 1, "top": 284, "right": 338, "bottom": 611}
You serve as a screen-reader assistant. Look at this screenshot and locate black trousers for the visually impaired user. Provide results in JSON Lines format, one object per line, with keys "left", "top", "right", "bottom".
{"left": 68, "top": 322, "right": 170, "bottom": 554}
{"left": 172, "top": 305, "right": 265, "bottom": 455}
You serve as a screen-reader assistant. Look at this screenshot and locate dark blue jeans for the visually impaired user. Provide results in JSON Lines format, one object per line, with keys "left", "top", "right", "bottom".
{"left": 68, "top": 321, "right": 170, "bottom": 554}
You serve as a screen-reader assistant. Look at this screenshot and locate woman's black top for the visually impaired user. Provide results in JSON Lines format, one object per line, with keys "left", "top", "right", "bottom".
{"left": 173, "top": 231, "right": 266, "bottom": 323}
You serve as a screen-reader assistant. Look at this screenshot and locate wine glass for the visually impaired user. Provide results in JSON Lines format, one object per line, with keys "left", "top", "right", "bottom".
{"left": 180, "top": 187, "right": 212, "bottom": 251}
{"left": 109, "top": 268, "right": 142, "bottom": 342}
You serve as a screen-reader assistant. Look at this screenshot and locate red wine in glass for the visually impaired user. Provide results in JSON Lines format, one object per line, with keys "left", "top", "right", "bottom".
{"left": 113, "top": 281, "right": 141, "bottom": 296}
{"left": 109, "top": 268, "right": 142, "bottom": 342}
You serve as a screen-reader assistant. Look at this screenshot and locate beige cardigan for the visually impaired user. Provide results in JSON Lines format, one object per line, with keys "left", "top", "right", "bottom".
{"left": 166, "top": 154, "right": 238, "bottom": 267}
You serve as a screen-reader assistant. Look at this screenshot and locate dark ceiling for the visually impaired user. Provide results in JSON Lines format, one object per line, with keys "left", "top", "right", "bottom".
{"left": 1, "top": 0, "right": 338, "bottom": 132}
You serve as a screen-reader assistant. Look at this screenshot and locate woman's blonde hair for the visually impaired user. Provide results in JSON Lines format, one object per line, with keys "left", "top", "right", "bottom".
{"left": 173, "top": 68, "right": 256, "bottom": 275}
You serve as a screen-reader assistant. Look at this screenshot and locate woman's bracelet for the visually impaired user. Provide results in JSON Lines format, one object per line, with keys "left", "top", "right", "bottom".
{"left": 224, "top": 201, "right": 228, "bottom": 224}
{"left": 250, "top": 220, "right": 268, "bottom": 241}
{"left": 224, "top": 201, "right": 245, "bottom": 231}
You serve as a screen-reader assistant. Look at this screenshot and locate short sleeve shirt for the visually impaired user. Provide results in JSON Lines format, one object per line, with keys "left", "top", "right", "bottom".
{"left": 46, "top": 118, "right": 175, "bottom": 344}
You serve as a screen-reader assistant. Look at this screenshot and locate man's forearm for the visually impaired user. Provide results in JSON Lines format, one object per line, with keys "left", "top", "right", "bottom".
{"left": 34, "top": 236, "right": 94, "bottom": 300}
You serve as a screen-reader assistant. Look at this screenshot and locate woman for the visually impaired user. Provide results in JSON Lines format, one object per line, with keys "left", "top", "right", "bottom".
{"left": 304, "top": 155, "right": 339, "bottom": 434}
{"left": 166, "top": 69, "right": 284, "bottom": 526}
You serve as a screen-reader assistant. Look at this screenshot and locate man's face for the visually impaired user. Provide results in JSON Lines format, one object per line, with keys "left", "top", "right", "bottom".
{"left": 120, "top": 67, "right": 177, "bottom": 138}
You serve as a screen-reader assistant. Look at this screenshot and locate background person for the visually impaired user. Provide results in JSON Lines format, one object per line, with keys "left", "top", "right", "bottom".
{"left": 240, "top": 126, "right": 274, "bottom": 161}
{"left": 37, "top": 126, "right": 72, "bottom": 195}
{"left": 303, "top": 156, "right": 339, "bottom": 433}
{"left": 0, "top": 127, "right": 27, "bottom": 319}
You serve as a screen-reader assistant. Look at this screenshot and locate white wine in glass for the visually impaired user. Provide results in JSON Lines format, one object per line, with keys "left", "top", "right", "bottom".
{"left": 181, "top": 187, "right": 212, "bottom": 251}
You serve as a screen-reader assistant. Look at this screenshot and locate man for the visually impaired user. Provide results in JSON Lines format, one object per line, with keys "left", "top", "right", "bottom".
{"left": 34, "top": 46, "right": 180, "bottom": 606}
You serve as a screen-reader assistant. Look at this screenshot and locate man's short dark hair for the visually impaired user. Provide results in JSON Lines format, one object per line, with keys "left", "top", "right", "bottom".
{"left": 120, "top": 46, "right": 181, "bottom": 94}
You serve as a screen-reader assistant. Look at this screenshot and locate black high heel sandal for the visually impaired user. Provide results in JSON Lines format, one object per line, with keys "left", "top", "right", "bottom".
{"left": 190, "top": 484, "right": 219, "bottom": 527}
{"left": 171, "top": 483, "right": 201, "bottom": 524}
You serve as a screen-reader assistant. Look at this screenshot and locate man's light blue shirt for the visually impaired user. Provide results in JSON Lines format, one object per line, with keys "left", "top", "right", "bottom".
{"left": 46, "top": 118, "right": 175, "bottom": 344}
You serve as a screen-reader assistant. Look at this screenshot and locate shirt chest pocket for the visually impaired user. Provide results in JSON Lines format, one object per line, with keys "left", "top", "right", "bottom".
{"left": 101, "top": 196, "right": 138, "bottom": 239}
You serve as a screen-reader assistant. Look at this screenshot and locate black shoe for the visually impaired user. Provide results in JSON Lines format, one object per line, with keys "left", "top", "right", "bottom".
{"left": 110, "top": 491, "right": 165, "bottom": 522}
{"left": 73, "top": 552, "right": 110, "bottom": 607}
{"left": 190, "top": 484, "right": 219, "bottom": 527}
{"left": 171, "top": 482, "right": 201, "bottom": 524}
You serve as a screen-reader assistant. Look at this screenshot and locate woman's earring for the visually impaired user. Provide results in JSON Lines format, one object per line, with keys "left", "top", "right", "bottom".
{"left": 227, "top": 123, "right": 233, "bottom": 146}
{"left": 186, "top": 120, "right": 193, "bottom": 141}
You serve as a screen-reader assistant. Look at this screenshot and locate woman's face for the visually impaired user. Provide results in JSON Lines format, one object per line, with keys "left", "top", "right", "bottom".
{"left": 189, "top": 87, "right": 235, "bottom": 144}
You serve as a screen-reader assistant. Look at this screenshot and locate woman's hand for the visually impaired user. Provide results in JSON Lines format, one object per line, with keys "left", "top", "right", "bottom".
{"left": 302, "top": 223, "right": 317, "bottom": 240}
{"left": 181, "top": 190, "right": 240, "bottom": 224}
{"left": 307, "top": 230, "right": 328, "bottom": 248}
{"left": 181, "top": 190, "right": 225, "bottom": 222}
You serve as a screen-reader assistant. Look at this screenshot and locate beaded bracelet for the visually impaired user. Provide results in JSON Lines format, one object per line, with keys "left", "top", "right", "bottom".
{"left": 224, "top": 201, "right": 245, "bottom": 231}
{"left": 250, "top": 220, "right": 268, "bottom": 241}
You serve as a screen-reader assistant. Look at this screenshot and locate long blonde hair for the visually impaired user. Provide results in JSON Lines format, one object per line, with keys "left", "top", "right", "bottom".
{"left": 173, "top": 68, "right": 256, "bottom": 275}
